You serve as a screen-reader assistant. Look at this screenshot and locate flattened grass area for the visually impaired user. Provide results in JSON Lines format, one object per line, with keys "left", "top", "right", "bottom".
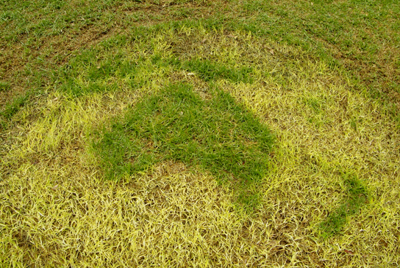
{"left": 1, "top": 0, "right": 400, "bottom": 267}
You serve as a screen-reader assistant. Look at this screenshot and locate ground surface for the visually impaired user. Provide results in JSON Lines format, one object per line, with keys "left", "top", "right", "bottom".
{"left": 1, "top": 0, "right": 399, "bottom": 267}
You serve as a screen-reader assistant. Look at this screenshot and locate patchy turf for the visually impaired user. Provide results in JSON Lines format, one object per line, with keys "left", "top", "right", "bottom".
{"left": 1, "top": 0, "right": 399, "bottom": 267}
{"left": 93, "top": 83, "right": 273, "bottom": 211}
{"left": 319, "top": 174, "right": 369, "bottom": 239}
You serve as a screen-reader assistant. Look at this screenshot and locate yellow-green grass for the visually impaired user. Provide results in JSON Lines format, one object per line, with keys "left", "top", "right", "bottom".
{"left": 93, "top": 82, "right": 273, "bottom": 211}
{"left": 2, "top": 0, "right": 399, "bottom": 128}
{"left": 1, "top": 27, "right": 399, "bottom": 267}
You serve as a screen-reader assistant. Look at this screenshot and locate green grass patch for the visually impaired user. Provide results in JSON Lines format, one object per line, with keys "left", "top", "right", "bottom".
{"left": 92, "top": 83, "right": 273, "bottom": 211}
{"left": 150, "top": 55, "right": 254, "bottom": 84}
{"left": 0, "top": 93, "right": 30, "bottom": 129}
{"left": 1, "top": 95, "right": 28, "bottom": 120}
{"left": 58, "top": 47, "right": 255, "bottom": 97}
{"left": 319, "top": 175, "right": 369, "bottom": 239}
{"left": 0, "top": 81, "right": 11, "bottom": 92}
{"left": 181, "top": 58, "right": 254, "bottom": 83}
{"left": 57, "top": 49, "right": 140, "bottom": 96}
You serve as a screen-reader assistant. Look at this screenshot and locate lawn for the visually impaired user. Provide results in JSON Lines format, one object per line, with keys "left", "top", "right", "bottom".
{"left": 1, "top": 0, "right": 399, "bottom": 266}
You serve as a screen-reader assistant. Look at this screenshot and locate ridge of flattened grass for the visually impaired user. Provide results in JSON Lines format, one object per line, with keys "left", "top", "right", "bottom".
{"left": 92, "top": 83, "right": 274, "bottom": 211}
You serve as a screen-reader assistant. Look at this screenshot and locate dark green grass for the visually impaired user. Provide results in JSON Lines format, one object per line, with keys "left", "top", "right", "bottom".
{"left": 181, "top": 58, "right": 254, "bottom": 83}
{"left": 2, "top": 0, "right": 399, "bottom": 124}
{"left": 0, "top": 93, "right": 30, "bottom": 130}
{"left": 169, "top": 0, "right": 400, "bottom": 117}
{"left": 0, "top": 0, "right": 119, "bottom": 43}
{"left": 58, "top": 47, "right": 255, "bottom": 96}
{"left": 0, "top": 0, "right": 389, "bottom": 230}
{"left": 319, "top": 175, "right": 369, "bottom": 238}
{"left": 0, "top": 81, "right": 11, "bottom": 92}
{"left": 93, "top": 83, "right": 274, "bottom": 210}
{"left": 59, "top": 51, "right": 137, "bottom": 96}
{"left": 1, "top": 95, "right": 28, "bottom": 120}
{"left": 236, "top": 0, "right": 400, "bottom": 119}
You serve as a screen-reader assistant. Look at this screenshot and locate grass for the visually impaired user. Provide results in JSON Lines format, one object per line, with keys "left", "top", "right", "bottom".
{"left": 0, "top": 0, "right": 399, "bottom": 267}
{"left": 0, "top": 81, "right": 11, "bottom": 92}
{"left": 93, "top": 83, "right": 273, "bottom": 210}
{"left": 319, "top": 175, "right": 369, "bottom": 239}
{"left": 236, "top": 0, "right": 400, "bottom": 100}
{"left": 180, "top": 58, "right": 254, "bottom": 83}
{"left": 0, "top": 93, "right": 30, "bottom": 129}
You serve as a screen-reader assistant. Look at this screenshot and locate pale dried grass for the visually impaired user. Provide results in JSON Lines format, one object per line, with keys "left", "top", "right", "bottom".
{"left": 0, "top": 28, "right": 399, "bottom": 267}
